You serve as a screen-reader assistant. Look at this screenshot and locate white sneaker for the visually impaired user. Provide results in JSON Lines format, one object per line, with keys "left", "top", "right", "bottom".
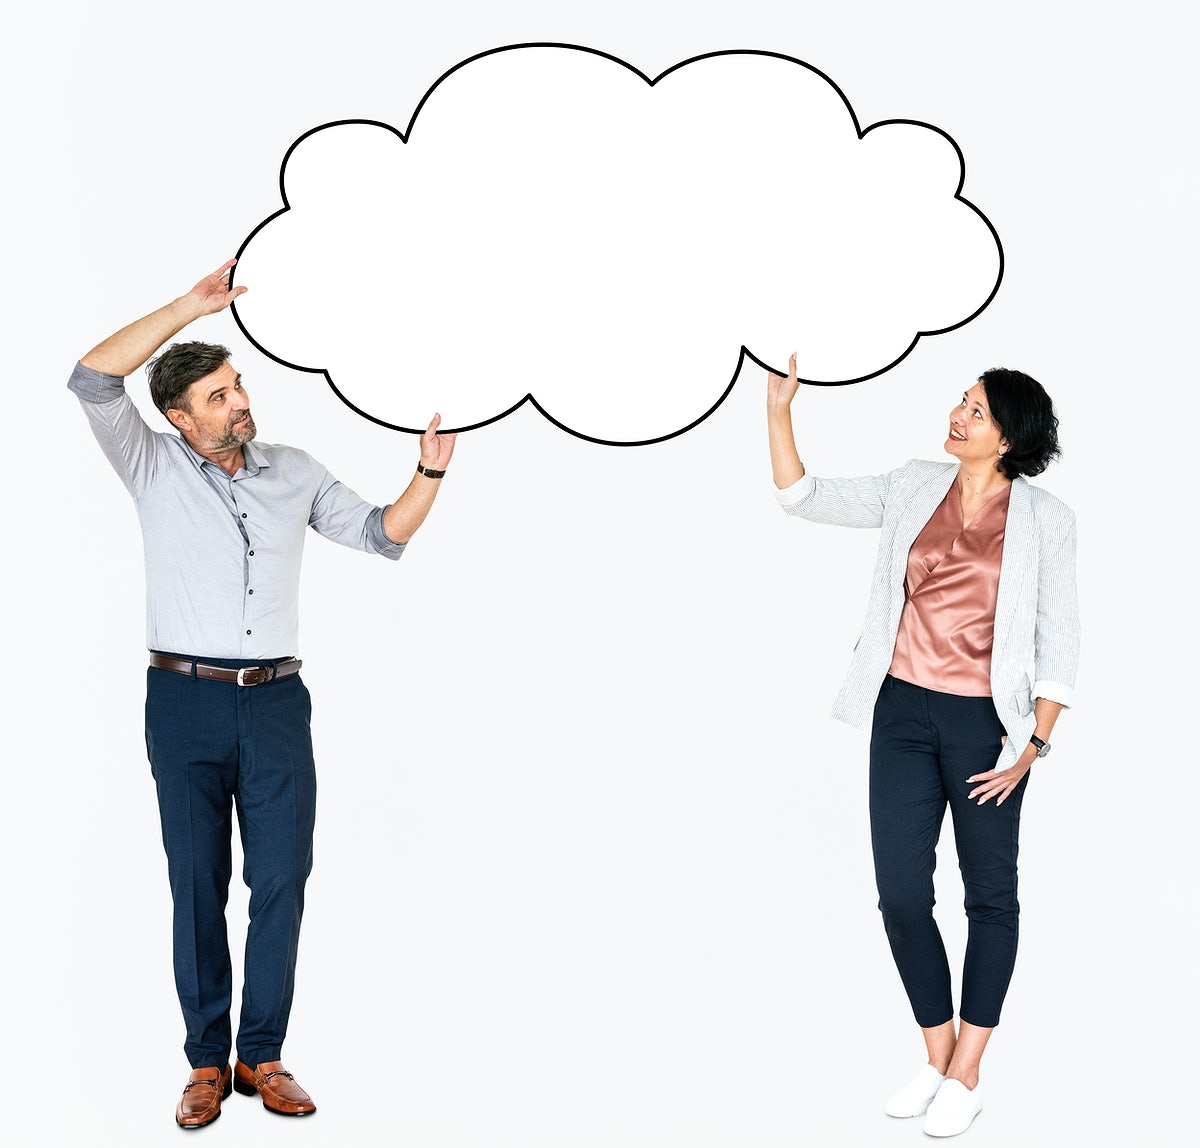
{"left": 883, "top": 1064, "right": 945, "bottom": 1118}
{"left": 923, "top": 1078, "right": 983, "bottom": 1137}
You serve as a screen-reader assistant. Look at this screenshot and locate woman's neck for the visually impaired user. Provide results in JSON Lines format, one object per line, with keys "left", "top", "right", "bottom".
{"left": 956, "top": 460, "right": 1011, "bottom": 499}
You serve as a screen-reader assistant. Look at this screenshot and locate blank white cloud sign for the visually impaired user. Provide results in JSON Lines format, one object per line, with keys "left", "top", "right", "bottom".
{"left": 232, "top": 45, "right": 1003, "bottom": 444}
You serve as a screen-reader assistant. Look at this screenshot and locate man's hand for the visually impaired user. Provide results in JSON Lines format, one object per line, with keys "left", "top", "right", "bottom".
{"left": 381, "top": 414, "right": 458, "bottom": 544}
{"left": 185, "top": 259, "right": 247, "bottom": 317}
{"left": 420, "top": 413, "right": 457, "bottom": 472}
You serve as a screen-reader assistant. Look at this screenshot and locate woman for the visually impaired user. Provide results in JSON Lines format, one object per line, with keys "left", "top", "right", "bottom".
{"left": 766, "top": 354, "right": 1079, "bottom": 1138}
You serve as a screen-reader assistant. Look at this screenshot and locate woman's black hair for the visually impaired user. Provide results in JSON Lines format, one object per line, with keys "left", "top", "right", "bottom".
{"left": 979, "top": 367, "right": 1061, "bottom": 479}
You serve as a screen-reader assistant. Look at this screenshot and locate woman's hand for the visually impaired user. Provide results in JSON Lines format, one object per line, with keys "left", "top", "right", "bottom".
{"left": 966, "top": 739, "right": 1038, "bottom": 806}
{"left": 767, "top": 351, "right": 801, "bottom": 414}
{"left": 766, "top": 351, "right": 805, "bottom": 488}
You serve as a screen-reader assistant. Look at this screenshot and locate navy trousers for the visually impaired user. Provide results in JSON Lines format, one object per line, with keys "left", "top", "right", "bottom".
{"left": 868, "top": 675, "right": 1029, "bottom": 1030}
{"left": 145, "top": 655, "right": 316, "bottom": 1068}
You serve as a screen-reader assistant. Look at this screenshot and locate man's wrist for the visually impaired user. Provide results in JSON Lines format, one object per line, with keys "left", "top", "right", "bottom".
{"left": 417, "top": 462, "right": 446, "bottom": 479}
{"left": 169, "top": 294, "right": 206, "bottom": 326}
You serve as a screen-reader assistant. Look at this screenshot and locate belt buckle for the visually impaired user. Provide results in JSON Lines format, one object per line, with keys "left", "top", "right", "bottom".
{"left": 236, "top": 665, "right": 269, "bottom": 687}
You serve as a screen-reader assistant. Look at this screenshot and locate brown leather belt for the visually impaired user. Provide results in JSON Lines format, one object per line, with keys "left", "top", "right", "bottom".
{"left": 149, "top": 653, "right": 303, "bottom": 687}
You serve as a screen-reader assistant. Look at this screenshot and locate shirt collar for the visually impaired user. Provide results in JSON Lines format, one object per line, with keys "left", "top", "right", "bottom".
{"left": 177, "top": 434, "right": 271, "bottom": 478}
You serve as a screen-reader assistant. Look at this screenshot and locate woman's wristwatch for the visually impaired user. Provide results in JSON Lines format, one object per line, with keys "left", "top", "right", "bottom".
{"left": 1029, "top": 734, "right": 1051, "bottom": 758}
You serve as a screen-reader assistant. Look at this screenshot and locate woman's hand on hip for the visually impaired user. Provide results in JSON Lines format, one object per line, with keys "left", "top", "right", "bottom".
{"left": 966, "top": 740, "right": 1039, "bottom": 806}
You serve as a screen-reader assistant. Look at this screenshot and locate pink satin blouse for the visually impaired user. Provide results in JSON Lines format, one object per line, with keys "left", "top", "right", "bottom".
{"left": 888, "top": 482, "right": 1011, "bottom": 697}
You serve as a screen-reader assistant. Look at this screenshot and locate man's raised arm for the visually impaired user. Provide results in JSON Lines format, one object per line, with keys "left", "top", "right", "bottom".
{"left": 381, "top": 412, "right": 458, "bottom": 544}
{"left": 81, "top": 259, "right": 246, "bottom": 377}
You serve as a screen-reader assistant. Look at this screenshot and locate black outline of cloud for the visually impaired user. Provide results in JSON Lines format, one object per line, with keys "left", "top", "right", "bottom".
{"left": 230, "top": 43, "right": 1003, "bottom": 446}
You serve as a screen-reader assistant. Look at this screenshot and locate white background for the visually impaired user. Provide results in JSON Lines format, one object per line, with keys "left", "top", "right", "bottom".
{"left": 3, "top": 2, "right": 1195, "bottom": 1146}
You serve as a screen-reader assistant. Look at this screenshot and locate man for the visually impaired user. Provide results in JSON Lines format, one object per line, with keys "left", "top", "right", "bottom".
{"left": 70, "top": 259, "right": 456, "bottom": 1129}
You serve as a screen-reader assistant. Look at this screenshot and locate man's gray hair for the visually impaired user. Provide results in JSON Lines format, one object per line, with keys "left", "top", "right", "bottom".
{"left": 147, "top": 341, "right": 232, "bottom": 416}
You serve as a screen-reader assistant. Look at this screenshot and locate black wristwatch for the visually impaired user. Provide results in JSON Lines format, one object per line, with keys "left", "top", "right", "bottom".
{"left": 1029, "top": 734, "right": 1051, "bottom": 758}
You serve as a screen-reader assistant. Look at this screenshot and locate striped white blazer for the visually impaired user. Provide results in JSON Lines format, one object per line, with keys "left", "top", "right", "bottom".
{"left": 777, "top": 459, "right": 1080, "bottom": 770}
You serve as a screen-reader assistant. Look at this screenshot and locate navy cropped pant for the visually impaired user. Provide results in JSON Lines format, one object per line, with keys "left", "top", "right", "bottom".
{"left": 145, "top": 656, "right": 316, "bottom": 1068}
{"left": 869, "top": 675, "right": 1029, "bottom": 1030}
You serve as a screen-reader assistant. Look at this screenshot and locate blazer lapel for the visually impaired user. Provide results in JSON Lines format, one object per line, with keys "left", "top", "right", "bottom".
{"left": 993, "top": 477, "right": 1032, "bottom": 645}
{"left": 892, "top": 463, "right": 958, "bottom": 565}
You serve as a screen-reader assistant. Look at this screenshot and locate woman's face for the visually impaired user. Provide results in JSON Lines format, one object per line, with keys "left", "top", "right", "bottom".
{"left": 945, "top": 381, "right": 1007, "bottom": 465}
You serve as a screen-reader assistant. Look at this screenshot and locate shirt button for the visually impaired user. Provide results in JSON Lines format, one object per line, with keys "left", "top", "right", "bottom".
{"left": 248, "top": 589, "right": 254, "bottom": 595}
{"left": 246, "top": 629, "right": 252, "bottom": 635}
{"left": 241, "top": 513, "right": 248, "bottom": 519}
{"left": 248, "top": 550, "right": 255, "bottom": 556}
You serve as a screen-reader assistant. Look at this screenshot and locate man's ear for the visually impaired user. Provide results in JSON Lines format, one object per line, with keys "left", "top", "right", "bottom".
{"left": 166, "top": 407, "right": 190, "bottom": 432}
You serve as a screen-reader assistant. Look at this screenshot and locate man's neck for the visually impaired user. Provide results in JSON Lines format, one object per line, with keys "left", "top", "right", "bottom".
{"left": 186, "top": 436, "right": 246, "bottom": 476}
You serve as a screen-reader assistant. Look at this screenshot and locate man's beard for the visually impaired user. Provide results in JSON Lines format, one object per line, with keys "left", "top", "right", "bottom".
{"left": 209, "top": 411, "right": 256, "bottom": 449}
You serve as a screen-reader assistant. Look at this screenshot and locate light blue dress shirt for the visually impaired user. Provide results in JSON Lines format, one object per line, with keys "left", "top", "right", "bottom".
{"left": 70, "top": 361, "right": 405, "bottom": 658}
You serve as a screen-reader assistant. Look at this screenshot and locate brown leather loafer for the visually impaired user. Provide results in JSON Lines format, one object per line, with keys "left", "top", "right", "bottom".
{"left": 175, "top": 1064, "right": 231, "bottom": 1129}
{"left": 233, "top": 1059, "right": 316, "bottom": 1116}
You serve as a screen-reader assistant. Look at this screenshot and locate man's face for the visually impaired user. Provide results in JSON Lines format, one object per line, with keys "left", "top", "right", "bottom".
{"left": 173, "top": 361, "right": 256, "bottom": 452}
